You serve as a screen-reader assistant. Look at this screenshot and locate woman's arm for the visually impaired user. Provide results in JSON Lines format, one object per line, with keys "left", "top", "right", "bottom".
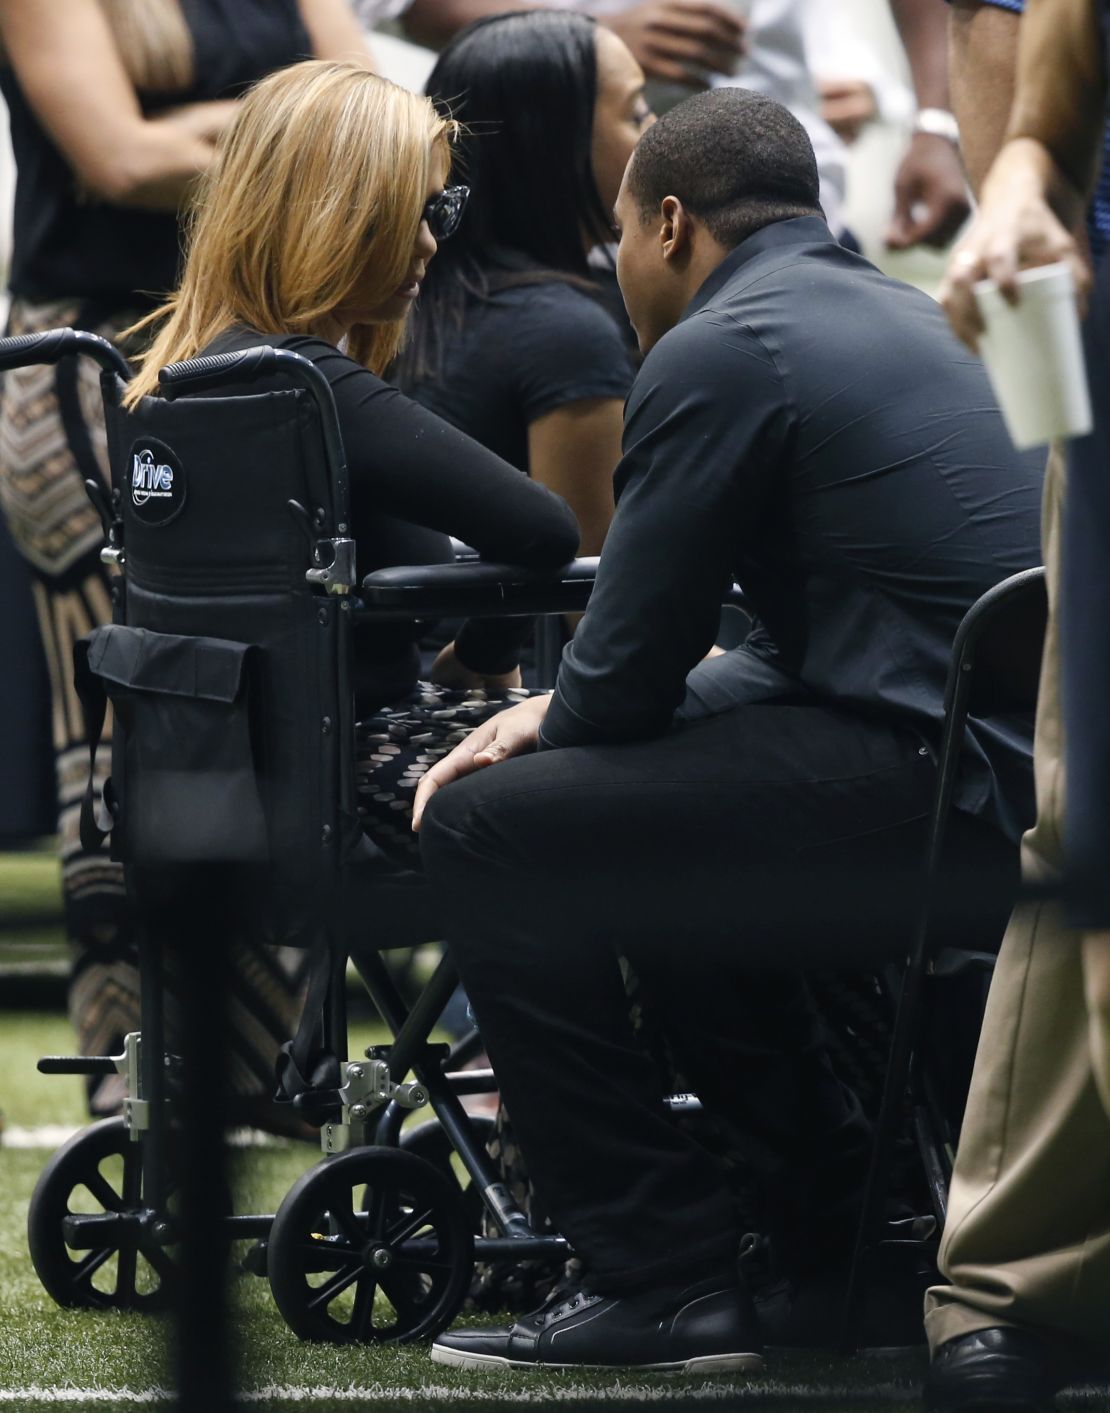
{"left": 948, "top": 0, "right": 1021, "bottom": 199}
{"left": 939, "top": 0, "right": 1105, "bottom": 347}
{"left": 318, "top": 347, "right": 581, "bottom": 565}
{"left": 527, "top": 398, "right": 620, "bottom": 558}
{"left": 297, "top": 0, "right": 374, "bottom": 63}
{"left": 527, "top": 396, "right": 621, "bottom": 634}
{"left": 0, "top": 0, "right": 236, "bottom": 210}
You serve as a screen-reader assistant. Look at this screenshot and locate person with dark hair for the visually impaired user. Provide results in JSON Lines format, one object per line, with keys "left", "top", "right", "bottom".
{"left": 624, "top": 78, "right": 821, "bottom": 243}
{"left": 397, "top": 12, "right": 641, "bottom": 576}
{"left": 410, "top": 85, "right": 1043, "bottom": 1374}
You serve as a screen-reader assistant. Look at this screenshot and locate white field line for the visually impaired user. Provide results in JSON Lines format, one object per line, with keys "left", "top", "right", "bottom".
{"left": 2, "top": 1125, "right": 282, "bottom": 1150}
{"left": 0, "top": 1384, "right": 918, "bottom": 1405}
{"left": 1, "top": 1124, "right": 82, "bottom": 1149}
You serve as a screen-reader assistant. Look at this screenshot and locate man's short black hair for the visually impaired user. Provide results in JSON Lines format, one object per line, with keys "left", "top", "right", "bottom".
{"left": 626, "top": 87, "right": 822, "bottom": 247}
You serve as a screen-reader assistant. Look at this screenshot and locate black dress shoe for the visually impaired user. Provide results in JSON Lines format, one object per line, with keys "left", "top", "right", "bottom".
{"left": 925, "top": 1327, "right": 1066, "bottom": 1410}
{"left": 431, "top": 1276, "right": 765, "bottom": 1374}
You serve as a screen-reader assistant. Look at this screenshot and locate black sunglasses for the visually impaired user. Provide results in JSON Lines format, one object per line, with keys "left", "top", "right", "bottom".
{"left": 423, "top": 185, "right": 469, "bottom": 241}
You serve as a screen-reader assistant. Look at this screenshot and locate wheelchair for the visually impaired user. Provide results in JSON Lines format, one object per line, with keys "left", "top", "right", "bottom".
{"left": 3, "top": 326, "right": 1035, "bottom": 1353}
{"left": 4, "top": 326, "right": 594, "bottom": 1344}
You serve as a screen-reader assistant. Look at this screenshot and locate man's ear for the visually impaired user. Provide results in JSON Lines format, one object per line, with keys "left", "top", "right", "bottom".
{"left": 659, "top": 195, "right": 692, "bottom": 264}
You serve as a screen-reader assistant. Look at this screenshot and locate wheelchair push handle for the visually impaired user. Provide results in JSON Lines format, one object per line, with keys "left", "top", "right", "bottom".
{"left": 0, "top": 327, "right": 131, "bottom": 379}
{"left": 158, "top": 346, "right": 341, "bottom": 426}
{"left": 159, "top": 346, "right": 282, "bottom": 397}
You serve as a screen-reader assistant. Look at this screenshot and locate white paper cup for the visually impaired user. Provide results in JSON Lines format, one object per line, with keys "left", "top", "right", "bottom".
{"left": 973, "top": 262, "right": 1093, "bottom": 451}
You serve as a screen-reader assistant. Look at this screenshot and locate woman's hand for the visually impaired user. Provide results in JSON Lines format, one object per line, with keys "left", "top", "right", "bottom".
{"left": 430, "top": 642, "right": 523, "bottom": 693}
{"left": 411, "top": 693, "right": 551, "bottom": 831}
{"left": 155, "top": 99, "right": 240, "bottom": 146}
{"left": 939, "top": 138, "right": 1091, "bottom": 350}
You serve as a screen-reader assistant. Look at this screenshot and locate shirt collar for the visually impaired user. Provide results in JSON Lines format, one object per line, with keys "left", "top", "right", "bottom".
{"left": 679, "top": 215, "right": 837, "bottom": 323}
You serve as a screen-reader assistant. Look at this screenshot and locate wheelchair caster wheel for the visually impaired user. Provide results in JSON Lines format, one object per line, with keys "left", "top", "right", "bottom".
{"left": 400, "top": 1115, "right": 494, "bottom": 1229}
{"left": 267, "top": 1146, "right": 473, "bottom": 1343}
{"left": 27, "top": 1117, "right": 176, "bottom": 1311}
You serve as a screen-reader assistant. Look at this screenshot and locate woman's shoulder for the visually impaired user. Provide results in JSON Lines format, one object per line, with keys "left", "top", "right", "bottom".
{"left": 483, "top": 278, "right": 632, "bottom": 372}
{"left": 488, "top": 276, "right": 620, "bottom": 329}
{"left": 206, "top": 327, "right": 389, "bottom": 386}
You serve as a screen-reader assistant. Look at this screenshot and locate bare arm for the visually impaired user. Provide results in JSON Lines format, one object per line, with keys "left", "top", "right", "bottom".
{"left": 528, "top": 396, "right": 620, "bottom": 634}
{"left": 0, "top": 0, "right": 232, "bottom": 209}
{"left": 527, "top": 399, "right": 620, "bottom": 558}
{"left": 403, "top": 0, "right": 508, "bottom": 47}
{"left": 1008, "top": 0, "right": 1106, "bottom": 211}
{"left": 948, "top": 0, "right": 1020, "bottom": 197}
{"left": 297, "top": 0, "right": 375, "bottom": 63}
{"left": 940, "top": 0, "right": 1105, "bottom": 346}
{"left": 886, "top": 0, "right": 971, "bottom": 248}
{"left": 890, "top": 0, "right": 951, "bottom": 112}
{"left": 404, "top": 0, "right": 744, "bottom": 86}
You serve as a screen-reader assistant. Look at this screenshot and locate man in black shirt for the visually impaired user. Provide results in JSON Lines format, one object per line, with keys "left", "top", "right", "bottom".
{"left": 415, "top": 89, "right": 1043, "bottom": 1373}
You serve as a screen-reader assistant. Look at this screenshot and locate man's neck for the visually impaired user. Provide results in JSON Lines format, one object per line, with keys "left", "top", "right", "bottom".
{"left": 678, "top": 234, "right": 734, "bottom": 312}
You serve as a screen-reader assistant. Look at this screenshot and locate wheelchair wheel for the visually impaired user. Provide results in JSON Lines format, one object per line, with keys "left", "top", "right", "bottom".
{"left": 399, "top": 1115, "right": 495, "bottom": 1229}
{"left": 27, "top": 1117, "right": 176, "bottom": 1311}
{"left": 267, "top": 1146, "right": 473, "bottom": 1343}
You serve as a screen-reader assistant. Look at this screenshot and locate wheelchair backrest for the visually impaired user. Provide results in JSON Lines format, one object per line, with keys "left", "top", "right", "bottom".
{"left": 95, "top": 357, "right": 356, "bottom": 894}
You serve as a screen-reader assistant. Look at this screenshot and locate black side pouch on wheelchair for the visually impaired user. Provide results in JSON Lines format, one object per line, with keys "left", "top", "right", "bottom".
{"left": 73, "top": 623, "right": 268, "bottom": 864}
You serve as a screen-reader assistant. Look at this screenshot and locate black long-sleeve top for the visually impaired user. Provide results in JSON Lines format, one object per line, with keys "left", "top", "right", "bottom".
{"left": 540, "top": 218, "right": 1044, "bottom": 841}
{"left": 204, "top": 328, "right": 580, "bottom": 707}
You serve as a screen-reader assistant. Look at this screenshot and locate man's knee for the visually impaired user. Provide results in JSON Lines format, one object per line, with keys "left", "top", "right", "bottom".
{"left": 419, "top": 767, "right": 524, "bottom": 881}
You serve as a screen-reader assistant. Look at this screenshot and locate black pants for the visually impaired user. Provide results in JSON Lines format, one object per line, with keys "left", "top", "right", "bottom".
{"left": 420, "top": 703, "right": 1017, "bottom": 1293}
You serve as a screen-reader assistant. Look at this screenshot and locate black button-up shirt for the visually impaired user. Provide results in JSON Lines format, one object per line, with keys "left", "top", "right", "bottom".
{"left": 540, "top": 217, "right": 1044, "bottom": 839}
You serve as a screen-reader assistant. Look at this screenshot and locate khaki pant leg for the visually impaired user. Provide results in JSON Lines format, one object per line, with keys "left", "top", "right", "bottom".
{"left": 925, "top": 446, "right": 1110, "bottom": 1350}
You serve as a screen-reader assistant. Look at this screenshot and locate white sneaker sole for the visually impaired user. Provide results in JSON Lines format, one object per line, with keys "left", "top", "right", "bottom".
{"left": 430, "top": 1345, "right": 765, "bottom": 1375}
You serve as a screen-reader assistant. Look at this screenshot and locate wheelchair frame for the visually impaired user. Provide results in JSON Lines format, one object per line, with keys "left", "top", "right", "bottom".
{"left": 6, "top": 328, "right": 594, "bottom": 1345}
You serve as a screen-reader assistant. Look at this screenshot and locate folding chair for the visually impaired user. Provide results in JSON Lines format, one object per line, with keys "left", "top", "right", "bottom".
{"left": 841, "top": 565, "right": 1048, "bottom": 1347}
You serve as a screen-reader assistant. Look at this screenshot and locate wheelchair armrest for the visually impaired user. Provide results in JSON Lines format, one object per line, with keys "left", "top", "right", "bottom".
{"left": 358, "top": 557, "right": 599, "bottom": 620}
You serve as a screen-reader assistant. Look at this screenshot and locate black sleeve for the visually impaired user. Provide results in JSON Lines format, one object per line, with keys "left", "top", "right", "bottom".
{"left": 540, "top": 316, "right": 789, "bottom": 749}
{"left": 508, "top": 284, "right": 634, "bottom": 424}
{"left": 291, "top": 338, "right": 580, "bottom": 676}
{"left": 292, "top": 337, "right": 581, "bottom": 568}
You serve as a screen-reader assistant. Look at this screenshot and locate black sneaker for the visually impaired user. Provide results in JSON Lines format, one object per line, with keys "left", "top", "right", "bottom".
{"left": 430, "top": 1275, "right": 765, "bottom": 1374}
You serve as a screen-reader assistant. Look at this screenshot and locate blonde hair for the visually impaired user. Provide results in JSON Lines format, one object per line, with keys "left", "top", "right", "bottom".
{"left": 0, "top": 0, "right": 193, "bottom": 92}
{"left": 124, "top": 61, "right": 453, "bottom": 407}
{"left": 99, "top": 0, "right": 193, "bottom": 91}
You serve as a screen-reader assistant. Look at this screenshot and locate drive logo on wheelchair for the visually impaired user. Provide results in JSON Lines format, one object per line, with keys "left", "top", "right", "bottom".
{"left": 127, "top": 438, "right": 186, "bottom": 527}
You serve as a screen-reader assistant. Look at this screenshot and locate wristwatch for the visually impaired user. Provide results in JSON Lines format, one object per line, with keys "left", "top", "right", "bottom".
{"left": 913, "top": 107, "right": 961, "bottom": 145}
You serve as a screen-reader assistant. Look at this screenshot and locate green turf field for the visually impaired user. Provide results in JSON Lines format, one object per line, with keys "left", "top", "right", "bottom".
{"left": 0, "top": 856, "right": 1105, "bottom": 1412}
{"left": 0, "top": 1011, "right": 934, "bottom": 1413}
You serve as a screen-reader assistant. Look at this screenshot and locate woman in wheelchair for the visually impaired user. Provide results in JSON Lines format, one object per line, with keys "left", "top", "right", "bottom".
{"left": 121, "top": 58, "right": 579, "bottom": 857}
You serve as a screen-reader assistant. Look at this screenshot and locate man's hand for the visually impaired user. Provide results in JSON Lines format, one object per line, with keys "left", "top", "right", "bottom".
{"left": 430, "top": 641, "right": 523, "bottom": 693}
{"left": 886, "top": 132, "right": 971, "bottom": 250}
{"left": 411, "top": 694, "right": 552, "bottom": 831}
{"left": 603, "top": 0, "right": 746, "bottom": 86}
{"left": 939, "top": 139, "right": 1092, "bottom": 350}
{"left": 818, "top": 77, "right": 878, "bottom": 145}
